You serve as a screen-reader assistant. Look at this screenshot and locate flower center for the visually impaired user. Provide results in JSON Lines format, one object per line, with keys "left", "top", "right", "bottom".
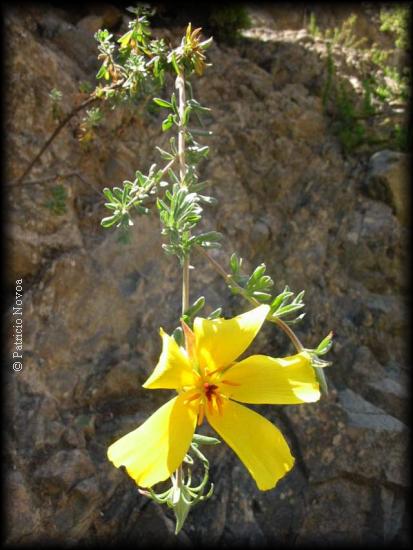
{"left": 203, "top": 382, "right": 218, "bottom": 401}
{"left": 183, "top": 368, "right": 241, "bottom": 426}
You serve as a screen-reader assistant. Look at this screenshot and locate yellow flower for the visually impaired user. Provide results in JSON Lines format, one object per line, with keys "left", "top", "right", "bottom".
{"left": 107, "top": 305, "right": 320, "bottom": 491}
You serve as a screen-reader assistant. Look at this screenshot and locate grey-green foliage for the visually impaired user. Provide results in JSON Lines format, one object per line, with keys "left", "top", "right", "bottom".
{"left": 101, "top": 163, "right": 166, "bottom": 230}
{"left": 140, "top": 432, "right": 218, "bottom": 535}
{"left": 305, "top": 331, "right": 334, "bottom": 395}
{"left": 84, "top": 107, "right": 104, "bottom": 127}
{"left": 173, "top": 296, "right": 222, "bottom": 345}
{"left": 229, "top": 253, "right": 306, "bottom": 325}
{"left": 157, "top": 181, "right": 220, "bottom": 264}
{"left": 100, "top": 8, "right": 219, "bottom": 261}
{"left": 94, "top": 6, "right": 168, "bottom": 103}
{"left": 96, "top": 6, "right": 334, "bottom": 534}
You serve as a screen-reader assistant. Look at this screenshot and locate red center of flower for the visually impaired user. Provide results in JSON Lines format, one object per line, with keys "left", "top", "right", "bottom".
{"left": 204, "top": 382, "right": 218, "bottom": 401}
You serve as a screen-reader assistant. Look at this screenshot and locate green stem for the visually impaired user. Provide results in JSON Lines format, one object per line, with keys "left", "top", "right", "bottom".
{"left": 195, "top": 245, "right": 304, "bottom": 353}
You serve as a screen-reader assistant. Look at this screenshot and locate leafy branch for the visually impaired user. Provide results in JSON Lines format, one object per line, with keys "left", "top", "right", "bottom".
{"left": 195, "top": 245, "right": 332, "bottom": 394}
{"left": 94, "top": 6, "right": 334, "bottom": 533}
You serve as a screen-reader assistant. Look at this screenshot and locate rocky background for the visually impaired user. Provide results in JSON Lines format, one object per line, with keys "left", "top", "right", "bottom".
{"left": 5, "top": 3, "right": 410, "bottom": 546}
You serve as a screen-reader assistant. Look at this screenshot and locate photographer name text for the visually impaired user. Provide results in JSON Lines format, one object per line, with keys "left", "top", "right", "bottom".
{"left": 12, "top": 279, "right": 23, "bottom": 372}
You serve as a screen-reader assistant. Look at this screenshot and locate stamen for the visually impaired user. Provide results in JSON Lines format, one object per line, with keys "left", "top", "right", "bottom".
{"left": 208, "top": 362, "right": 236, "bottom": 377}
{"left": 206, "top": 366, "right": 226, "bottom": 376}
{"left": 197, "top": 403, "right": 205, "bottom": 426}
{"left": 215, "top": 393, "right": 224, "bottom": 416}
{"left": 184, "top": 392, "right": 201, "bottom": 405}
{"left": 221, "top": 379, "right": 241, "bottom": 386}
{"left": 206, "top": 397, "right": 214, "bottom": 415}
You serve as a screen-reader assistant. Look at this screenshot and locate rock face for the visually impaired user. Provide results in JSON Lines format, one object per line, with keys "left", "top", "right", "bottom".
{"left": 366, "top": 150, "right": 410, "bottom": 226}
{"left": 5, "top": 4, "right": 409, "bottom": 546}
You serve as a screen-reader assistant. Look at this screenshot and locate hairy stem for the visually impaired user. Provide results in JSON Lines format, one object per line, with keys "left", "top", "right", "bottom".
{"left": 182, "top": 256, "right": 190, "bottom": 314}
{"left": 195, "top": 245, "right": 304, "bottom": 353}
{"left": 176, "top": 71, "right": 190, "bottom": 313}
{"left": 176, "top": 73, "right": 187, "bottom": 184}
{"left": 176, "top": 70, "right": 189, "bottom": 494}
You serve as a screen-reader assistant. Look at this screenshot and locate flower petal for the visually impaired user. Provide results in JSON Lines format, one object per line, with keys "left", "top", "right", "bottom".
{"left": 221, "top": 352, "right": 320, "bottom": 404}
{"left": 107, "top": 395, "right": 197, "bottom": 488}
{"left": 206, "top": 399, "right": 294, "bottom": 490}
{"left": 143, "top": 329, "right": 195, "bottom": 389}
{"left": 193, "top": 305, "right": 270, "bottom": 370}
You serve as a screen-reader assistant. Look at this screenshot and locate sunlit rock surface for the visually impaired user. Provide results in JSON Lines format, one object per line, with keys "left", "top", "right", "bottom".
{"left": 5, "top": 3, "right": 409, "bottom": 546}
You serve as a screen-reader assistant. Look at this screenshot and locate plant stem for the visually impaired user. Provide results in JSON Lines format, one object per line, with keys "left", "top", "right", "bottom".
{"left": 124, "top": 158, "right": 176, "bottom": 210}
{"left": 13, "top": 81, "right": 123, "bottom": 186}
{"left": 195, "top": 245, "right": 304, "bottom": 353}
{"left": 175, "top": 70, "right": 188, "bottom": 504}
{"left": 176, "top": 71, "right": 190, "bottom": 313}
{"left": 182, "top": 256, "right": 190, "bottom": 314}
{"left": 176, "top": 73, "right": 187, "bottom": 184}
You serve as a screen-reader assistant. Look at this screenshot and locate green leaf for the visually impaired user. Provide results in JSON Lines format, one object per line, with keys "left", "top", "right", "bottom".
{"left": 170, "top": 53, "right": 180, "bottom": 75}
{"left": 315, "top": 331, "right": 334, "bottom": 355}
{"left": 251, "top": 264, "right": 266, "bottom": 282}
{"left": 230, "top": 253, "right": 240, "bottom": 274}
{"left": 294, "top": 290, "right": 305, "bottom": 303}
{"left": 96, "top": 65, "right": 108, "bottom": 80}
{"left": 182, "top": 105, "right": 191, "bottom": 125}
{"left": 118, "top": 29, "right": 133, "bottom": 48}
{"left": 192, "top": 434, "right": 220, "bottom": 446}
{"left": 172, "top": 327, "right": 184, "bottom": 347}
{"left": 155, "top": 146, "right": 175, "bottom": 160}
{"left": 196, "top": 231, "right": 222, "bottom": 243}
{"left": 207, "top": 307, "right": 222, "bottom": 319}
{"left": 187, "top": 99, "right": 211, "bottom": 113}
{"left": 285, "top": 312, "right": 306, "bottom": 325}
{"left": 102, "top": 187, "right": 116, "bottom": 202}
{"left": 184, "top": 296, "right": 205, "bottom": 318}
{"left": 275, "top": 303, "right": 305, "bottom": 316}
{"left": 256, "top": 275, "right": 274, "bottom": 290}
{"left": 189, "top": 128, "right": 213, "bottom": 137}
{"left": 162, "top": 114, "right": 174, "bottom": 132}
{"left": 153, "top": 97, "right": 173, "bottom": 109}
{"left": 271, "top": 287, "right": 292, "bottom": 311}
{"left": 252, "top": 291, "right": 272, "bottom": 301}
{"left": 101, "top": 215, "right": 119, "bottom": 228}
{"left": 171, "top": 92, "right": 178, "bottom": 114}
